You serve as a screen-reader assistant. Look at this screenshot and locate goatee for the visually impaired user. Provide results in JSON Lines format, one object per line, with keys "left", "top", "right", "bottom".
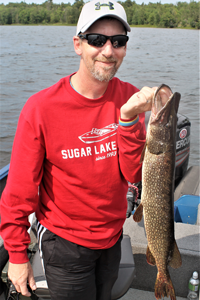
{"left": 92, "top": 58, "right": 119, "bottom": 82}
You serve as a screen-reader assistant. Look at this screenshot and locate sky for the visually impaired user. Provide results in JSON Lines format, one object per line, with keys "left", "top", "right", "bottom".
{"left": 1, "top": 0, "right": 191, "bottom": 6}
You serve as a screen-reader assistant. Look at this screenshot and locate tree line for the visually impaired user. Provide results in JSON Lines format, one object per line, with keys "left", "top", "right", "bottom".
{"left": 0, "top": 0, "right": 199, "bottom": 29}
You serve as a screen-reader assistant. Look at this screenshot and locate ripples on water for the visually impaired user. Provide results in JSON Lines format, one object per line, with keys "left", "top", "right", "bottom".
{"left": 0, "top": 26, "right": 199, "bottom": 168}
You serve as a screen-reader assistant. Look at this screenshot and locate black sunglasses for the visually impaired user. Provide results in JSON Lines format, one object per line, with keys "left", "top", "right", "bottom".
{"left": 78, "top": 33, "right": 129, "bottom": 48}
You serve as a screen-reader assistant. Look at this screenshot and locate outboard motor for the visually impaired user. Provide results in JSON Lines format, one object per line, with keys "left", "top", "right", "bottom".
{"left": 175, "top": 114, "right": 191, "bottom": 188}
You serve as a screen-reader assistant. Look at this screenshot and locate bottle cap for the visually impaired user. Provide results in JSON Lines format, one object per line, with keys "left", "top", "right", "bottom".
{"left": 193, "top": 271, "right": 198, "bottom": 279}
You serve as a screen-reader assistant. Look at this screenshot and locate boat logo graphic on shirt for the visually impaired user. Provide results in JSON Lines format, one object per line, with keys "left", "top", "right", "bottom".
{"left": 78, "top": 123, "right": 118, "bottom": 144}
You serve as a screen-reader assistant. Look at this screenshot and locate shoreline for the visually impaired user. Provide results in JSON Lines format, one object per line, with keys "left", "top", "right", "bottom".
{"left": 0, "top": 23, "right": 197, "bottom": 30}
{"left": 0, "top": 23, "right": 196, "bottom": 30}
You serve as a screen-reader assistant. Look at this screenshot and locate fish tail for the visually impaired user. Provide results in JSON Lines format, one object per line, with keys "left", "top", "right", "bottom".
{"left": 155, "top": 272, "right": 176, "bottom": 300}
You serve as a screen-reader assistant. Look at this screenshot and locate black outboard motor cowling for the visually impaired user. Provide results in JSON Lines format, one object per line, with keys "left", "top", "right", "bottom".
{"left": 175, "top": 113, "right": 191, "bottom": 188}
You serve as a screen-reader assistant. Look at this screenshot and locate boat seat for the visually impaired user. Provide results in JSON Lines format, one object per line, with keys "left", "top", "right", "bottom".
{"left": 111, "top": 234, "right": 136, "bottom": 299}
{"left": 174, "top": 165, "right": 200, "bottom": 202}
{"left": 32, "top": 234, "right": 135, "bottom": 300}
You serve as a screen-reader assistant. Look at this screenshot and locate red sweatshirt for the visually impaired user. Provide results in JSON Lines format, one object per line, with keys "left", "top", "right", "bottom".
{"left": 0, "top": 74, "right": 146, "bottom": 264}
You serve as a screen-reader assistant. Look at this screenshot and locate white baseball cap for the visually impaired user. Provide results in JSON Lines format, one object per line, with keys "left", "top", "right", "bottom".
{"left": 76, "top": 0, "right": 131, "bottom": 35}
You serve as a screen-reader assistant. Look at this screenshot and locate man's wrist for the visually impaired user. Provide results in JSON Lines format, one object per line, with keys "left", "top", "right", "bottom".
{"left": 119, "top": 115, "right": 139, "bottom": 127}
{"left": 120, "top": 111, "right": 137, "bottom": 120}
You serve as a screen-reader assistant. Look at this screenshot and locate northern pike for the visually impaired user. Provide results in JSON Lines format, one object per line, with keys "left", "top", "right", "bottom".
{"left": 133, "top": 84, "right": 182, "bottom": 300}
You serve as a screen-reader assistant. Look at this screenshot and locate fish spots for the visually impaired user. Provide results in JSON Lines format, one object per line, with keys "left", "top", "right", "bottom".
{"left": 136, "top": 84, "right": 181, "bottom": 300}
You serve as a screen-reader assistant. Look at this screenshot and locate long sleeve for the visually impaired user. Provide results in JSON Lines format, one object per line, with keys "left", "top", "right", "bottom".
{"left": 0, "top": 110, "right": 45, "bottom": 263}
{"left": 1, "top": 75, "right": 145, "bottom": 263}
{"left": 117, "top": 112, "right": 146, "bottom": 183}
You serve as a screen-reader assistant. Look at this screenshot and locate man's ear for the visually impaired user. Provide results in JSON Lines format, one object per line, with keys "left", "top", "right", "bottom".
{"left": 73, "top": 36, "right": 82, "bottom": 56}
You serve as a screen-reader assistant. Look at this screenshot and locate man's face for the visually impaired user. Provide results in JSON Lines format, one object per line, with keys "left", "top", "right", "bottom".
{"left": 78, "top": 18, "right": 127, "bottom": 82}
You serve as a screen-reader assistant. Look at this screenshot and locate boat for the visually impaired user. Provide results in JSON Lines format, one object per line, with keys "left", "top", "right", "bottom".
{"left": 79, "top": 123, "right": 118, "bottom": 144}
{"left": 0, "top": 112, "right": 199, "bottom": 300}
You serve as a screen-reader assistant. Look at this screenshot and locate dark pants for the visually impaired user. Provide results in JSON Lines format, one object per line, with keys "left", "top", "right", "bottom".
{"left": 41, "top": 230, "right": 122, "bottom": 300}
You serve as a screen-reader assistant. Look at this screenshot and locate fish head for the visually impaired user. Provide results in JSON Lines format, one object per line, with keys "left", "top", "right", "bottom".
{"left": 147, "top": 84, "right": 180, "bottom": 154}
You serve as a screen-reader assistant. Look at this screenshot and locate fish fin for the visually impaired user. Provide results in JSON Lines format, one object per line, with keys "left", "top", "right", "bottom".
{"left": 169, "top": 241, "right": 182, "bottom": 269}
{"left": 133, "top": 203, "right": 143, "bottom": 222}
{"left": 139, "top": 142, "right": 147, "bottom": 163}
{"left": 155, "top": 272, "right": 176, "bottom": 300}
{"left": 146, "top": 246, "right": 156, "bottom": 266}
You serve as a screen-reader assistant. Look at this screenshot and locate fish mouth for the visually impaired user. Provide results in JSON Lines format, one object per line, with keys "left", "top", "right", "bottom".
{"left": 151, "top": 84, "right": 179, "bottom": 125}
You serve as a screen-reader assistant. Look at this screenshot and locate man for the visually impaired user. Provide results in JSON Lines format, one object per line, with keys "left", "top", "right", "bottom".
{"left": 0, "top": 0, "right": 156, "bottom": 299}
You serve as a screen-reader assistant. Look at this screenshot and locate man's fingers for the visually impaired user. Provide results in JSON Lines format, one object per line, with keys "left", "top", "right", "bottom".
{"left": 19, "top": 282, "right": 31, "bottom": 297}
{"left": 120, "top": 86, "right": 158, "bottom": 119}
{"left": 11, "top": 278, "right": 35, "bottom": 296}
{"left": 10, "top": 281, "right": 30, "bottom": 297}
{"left": 136, "top": 90, "right": 151, "bottom": 103}
{"left": 8, "top": 261, "right": 36, "bottom": 296}
{"left": 139, "top": 86, "right": 157, "bottom": 102}
{"left": 28, "top": 273, "right": 37, "bottom": 291}
{"left": 12, "top": 282, "right": 20, "bottom": 293}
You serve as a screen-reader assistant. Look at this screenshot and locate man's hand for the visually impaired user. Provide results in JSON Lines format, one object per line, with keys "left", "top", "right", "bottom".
{"left": 120, "top": 86, "right": 157, "bottom": 119}
{"left": 8, "top": 261, "right": 37, "bottom": 296}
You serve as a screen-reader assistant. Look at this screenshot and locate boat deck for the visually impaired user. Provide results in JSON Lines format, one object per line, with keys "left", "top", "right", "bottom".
{"left": 121, "top": 288, "right": 187, "bottom": 300}
{"left": 0, "top": 288, "right": 187, "bottom": 300}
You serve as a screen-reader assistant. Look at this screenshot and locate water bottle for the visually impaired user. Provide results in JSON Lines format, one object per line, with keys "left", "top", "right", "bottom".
{"left": 187, "top": 271, "right": 200, "bottom": 300}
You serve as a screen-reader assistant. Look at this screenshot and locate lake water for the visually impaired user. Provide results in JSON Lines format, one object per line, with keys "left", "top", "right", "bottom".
{"left": 0, "top": 26, "right": 199, "bottom": 169}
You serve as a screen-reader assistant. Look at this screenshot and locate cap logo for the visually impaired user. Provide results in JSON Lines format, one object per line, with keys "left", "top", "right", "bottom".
{"left": 95, "top": 1, "right": 114, "bottom": 10}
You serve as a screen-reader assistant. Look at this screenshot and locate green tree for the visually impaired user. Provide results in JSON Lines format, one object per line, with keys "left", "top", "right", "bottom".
{"left": 29, "top": 7, "right": 42, "bottom": 24}
{"left": 132, "top": 7, "right": 139, "bottom": 25}
{"left": 0, "top": 6, "right": 12, "bottom": 24}
{"left": 148, "top": 12, "right": 155, "bottom": 25}
{"left": 0, "top": 1, "right": 199, "bottom": 28}
{"left": 18, "top": 9, "right": 30, "bottom": 24}
{"left": 73, "top": 0, "right": 84, "bottom": 10}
